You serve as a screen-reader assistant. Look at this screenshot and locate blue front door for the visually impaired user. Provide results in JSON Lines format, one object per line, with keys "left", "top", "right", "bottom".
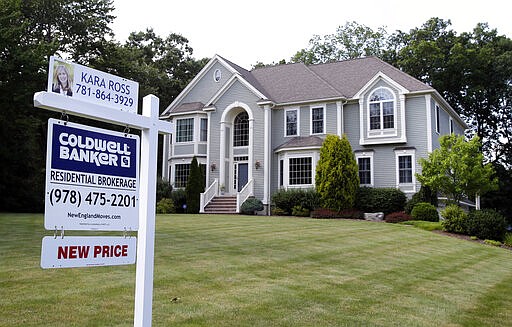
{"left": 237, "top": 163, "right": 248, "bottom": 191}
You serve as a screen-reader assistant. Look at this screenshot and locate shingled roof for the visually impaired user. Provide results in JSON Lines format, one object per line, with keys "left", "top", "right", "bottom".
{"left": 166, "top": 56, "right": 433, "bottom": 114}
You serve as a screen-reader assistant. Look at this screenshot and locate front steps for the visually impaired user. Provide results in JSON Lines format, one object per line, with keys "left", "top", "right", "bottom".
{"left": 203, "top": 195, "right": 237, "bottom": 214}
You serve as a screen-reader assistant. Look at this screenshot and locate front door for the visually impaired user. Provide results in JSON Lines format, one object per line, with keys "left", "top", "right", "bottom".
{"left": 237, "top": 163, "right": 248, "bottom": 191}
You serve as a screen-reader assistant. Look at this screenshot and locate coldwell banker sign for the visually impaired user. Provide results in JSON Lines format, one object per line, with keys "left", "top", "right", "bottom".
{"left": 48, "top": 56, "right": 139, "bottom": 113}
{"left": 45, "top": 118, "right": 140, "bottom": 231}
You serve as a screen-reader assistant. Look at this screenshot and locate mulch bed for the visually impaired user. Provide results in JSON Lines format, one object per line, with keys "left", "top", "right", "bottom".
{"left": 433, "top": 230, "right": 512, "bottom": 251}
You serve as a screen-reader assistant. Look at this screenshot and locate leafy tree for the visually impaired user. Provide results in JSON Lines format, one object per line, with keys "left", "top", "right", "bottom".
{"left": 90, "top": 29, "right": 208, "bottom": 112}
{"left": 417, "top": 134, "right": 497, "bottom": 204}
{"left": 291, "top": 21, "right": 388, "bottom": 64}
{"left": 0, "top": 0, "right": 115, "bottom": 212}
{"left": 185, "top": 157, "right": 204, "bottom": 213}
{"left": 315, "top": 134, "right": 359, "bottom": 211}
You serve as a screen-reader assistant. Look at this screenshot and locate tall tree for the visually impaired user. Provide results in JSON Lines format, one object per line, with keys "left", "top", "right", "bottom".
{"left": 185, "top": 157, "right": 204, "bottom": 214}
{"left": 292, "top": 21, "right": 388, "bottom": 64}
{"left": 315, "top": 134, "right": 359, "bottom": 211}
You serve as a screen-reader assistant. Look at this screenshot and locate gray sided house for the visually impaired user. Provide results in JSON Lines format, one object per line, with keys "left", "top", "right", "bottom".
{"left": 160, "top": 55, "right": 466, "bottom": 214}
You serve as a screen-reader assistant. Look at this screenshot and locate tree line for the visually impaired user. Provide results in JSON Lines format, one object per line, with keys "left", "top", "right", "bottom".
{"left": 1, "top": 1, "right": 510, "bottom": 215}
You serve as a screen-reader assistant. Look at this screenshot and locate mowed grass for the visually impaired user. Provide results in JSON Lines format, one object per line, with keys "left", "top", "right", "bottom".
{"left": 1, "top": 214, "right": 512, "bottom": 326}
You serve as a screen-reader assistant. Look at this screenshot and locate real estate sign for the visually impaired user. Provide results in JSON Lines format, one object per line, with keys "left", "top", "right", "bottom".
{"left": 47, "top": 56, "right": 139, "bottom": 114}
{"left": 44, "top": 118, "right": 140, "bottom": 231}
{"left": 41, "top": 236, "right": 137, "bottom": 269}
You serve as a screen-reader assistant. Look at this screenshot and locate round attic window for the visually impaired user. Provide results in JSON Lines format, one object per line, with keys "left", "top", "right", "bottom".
{"left": 213, "top": 69, "right": 222, "bottom": 82}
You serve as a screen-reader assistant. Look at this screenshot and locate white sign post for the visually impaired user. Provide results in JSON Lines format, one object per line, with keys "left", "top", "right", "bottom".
{"left": 35, "top": 58, "right": 170, "bottom": 326}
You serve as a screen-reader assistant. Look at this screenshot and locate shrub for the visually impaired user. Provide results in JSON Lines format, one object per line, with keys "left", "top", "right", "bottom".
{"left": 185, "top": 157, "right": 204, "bottom": 213}
{"left": 171, "top": 189, "right": 187, "bottom": 213}
{"left": 271, "top": 188, "right": 319, "bottom": 214}
{"left": 385, "top": 211, "right": 412, "bottom": 223}
{"left": 405, "top": 186, "right": 438, "bottom": 214}
{"left": 411, "top": 202, "right": 439, "bottom": 222}
{"left": 241, "top": 197, "right": 264, "bottom": 215}
{"left": 504, "top": 233, "right": 512, "bottom": 247}
{"left": 156, "top": 177, "right": 173, "bottom": 203}
{"left": 271, "top": 207, "right": 288, "bottom": 216}
{"left": 355, "top": 187, "right": 407, "bottom": 215}
{"left": 466, "top": 209, "right": 507, "bottom": 241}
{"left": 292, "top": 205, "right": 310, "bottom": 217}
{"left": 441, "top": 204, "right": 468, "bottom": 234}
{"left": 338, "top": 209, "right": 364, "bottom": 219}
{"left": 311, "top": 208, "right": 342, "bottom": 219}
{"left": 156, "top": 198, "right": 175, "bottom": 214}
{"left": 483, "top": 239, "right": 502, "bottom": 247}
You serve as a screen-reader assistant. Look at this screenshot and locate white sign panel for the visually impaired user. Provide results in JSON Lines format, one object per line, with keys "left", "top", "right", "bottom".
{"left": 47, "top": 56, "right": 139, "bottom": 114}
{"left": 45, "top": 119, "right": 139, "bottom": 231}
{"left": 41, "top": 236, "right": 137, "bottom": 269}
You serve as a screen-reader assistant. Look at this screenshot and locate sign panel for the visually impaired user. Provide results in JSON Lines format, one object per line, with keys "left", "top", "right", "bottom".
{"left": 47, "top": 56, "right": 139, "bottom": 114}
{"left": 45, "top": 118, "right": 139, "bottom": 231}
{"left": 41, "top": 236, "right": 137, "bottom": 269}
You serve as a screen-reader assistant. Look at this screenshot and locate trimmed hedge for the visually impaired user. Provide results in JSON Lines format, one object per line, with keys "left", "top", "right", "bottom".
{"left": 411, "top": 202, "right": 439, "bottom": 222}
{"left": 156, "top": 198, "right": 175, "bottom": 214}
{"left": 241, "top": 197, "right": 264, "bottom": 215}
{"left": 271, "top": 188, "right": 320, "bottom": 214}
{"left": 355, "top": 187, "right": 406, "bottom": 215}
{"left": 467, "top": 209, "right": 507, "bottom": 241}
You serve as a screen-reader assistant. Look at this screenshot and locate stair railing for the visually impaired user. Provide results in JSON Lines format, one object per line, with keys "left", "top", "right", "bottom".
{"left": 236, "top": 179, "right": 254, "bottom": 213}
{"left": 200, "top": 178, "right": 218, "bottom": 213}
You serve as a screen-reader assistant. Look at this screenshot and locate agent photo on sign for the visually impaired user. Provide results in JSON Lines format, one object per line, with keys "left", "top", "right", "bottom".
{"left": 52, "top": 62, "right": 73, "bottom": 96}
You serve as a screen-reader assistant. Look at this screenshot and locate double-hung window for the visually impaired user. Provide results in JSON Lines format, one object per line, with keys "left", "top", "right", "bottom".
{"left": 311, "top": 106, "right": 324, "bottom": 134}
{"left": 398, "top": 156, "right": 412, "bottom": 183}
{"left": 289, "top": 157, "right": 312, "bottom": 185}
{"left": 435, "top": 104, "right": 440, "bottom": 134}
{"left": 174, "top": 163, "right": 191, "bottom": 188}
{"left": 285, "top": 109, "right": 298, "bottom": 136}
{"left": 355, "top": 151, "right": 374, "bottom": 186}
{"left": 176, "top": 118, "right": 194, "bottom": 142}
{"left": 369, "top": 88, "right": 395, "bottom": 131}
{"left": 395, "top": 148, "right": 416, "bottom": 190}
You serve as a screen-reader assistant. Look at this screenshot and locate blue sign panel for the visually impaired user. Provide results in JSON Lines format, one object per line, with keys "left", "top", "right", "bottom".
{"left": 51, "top": 123, "right": 137, "bottom": 178}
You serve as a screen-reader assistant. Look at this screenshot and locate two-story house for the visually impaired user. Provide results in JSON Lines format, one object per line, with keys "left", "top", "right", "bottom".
{"left": 160, "top": 55, "right": 466, "bottom": 214}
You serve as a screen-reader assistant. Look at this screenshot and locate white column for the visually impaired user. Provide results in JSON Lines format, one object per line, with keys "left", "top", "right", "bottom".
{"left": 134, "top": 95, "right": 160, "bottom": 327}
{"left": 248, "top": 118, "right": 254, "bottom": 182}
{"left": 336, "top": 101, "right": 342, "bottom": 137}
{"left": 263, "top": 105, "right": 271, "bottom": 206}
{"left": 219, "top": 121, "right": 226, "bottom": 191}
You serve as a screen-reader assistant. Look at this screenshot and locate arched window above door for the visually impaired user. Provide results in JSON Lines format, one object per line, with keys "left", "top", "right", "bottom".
{"left": 233, "top": 112, "right": 249, "bottom": 147}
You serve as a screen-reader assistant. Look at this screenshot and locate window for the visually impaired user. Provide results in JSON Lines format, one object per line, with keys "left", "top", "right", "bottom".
{"left": 449, "top": 117, "right": 454, "bottom": 134}
{"left": 285, "top": 109, "right": 298, "bottom": 136}
{"left": 435, "top": 104, "right": 440, "bottom": 134}
{"left": 311, "top": 106, "right": 324, "bottom": 134}
{"left": 233, "top": 112, "right": 249, "bottom": 147}
{"left": 200, "top": 118, "right": 208, "bottom": 142}
{"left": 176, "top": 118, "right": 193, "bottom": 142}
{"left": 358, "top": 157, "right": 372, "bottom": 185}
{"left": 279, "top": 160, "right": 284, "bottom": 186}
{"left": 398, "top": 156, "right": 412, "bottom": 183}
{"left": 289, "top": 157, "right": 312, "bottom": 185}
{"left": 174, "top": 163, "right": 190, "bottom": 188}
{"left": 368, "top": 88, "right": 395, "bottom": 130}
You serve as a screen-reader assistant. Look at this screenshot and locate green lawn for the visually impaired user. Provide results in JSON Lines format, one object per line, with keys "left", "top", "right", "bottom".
{"left": 1, "top": 213, "right": 512, "bottom": 326}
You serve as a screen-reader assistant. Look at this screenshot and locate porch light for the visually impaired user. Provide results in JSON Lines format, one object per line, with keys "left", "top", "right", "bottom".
{"left": 210, "top": 162, "right": 216, "bottom": 171}
{"left": 255, "top": 160, "right": 261, "bottom": 169}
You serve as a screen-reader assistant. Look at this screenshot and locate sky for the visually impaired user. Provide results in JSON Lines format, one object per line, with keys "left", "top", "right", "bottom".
{"left": 111, "top": 0, "right": 511, "bottom": 69}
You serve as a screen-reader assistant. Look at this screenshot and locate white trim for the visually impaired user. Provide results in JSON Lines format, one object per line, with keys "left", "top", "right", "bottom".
{"left": 275, "top": 145, "right": 322, "bottom": 154}
{"left": 337, "top": 101, "right": 344, "bottom": 136}
{"left": 263, "top": 104, "right": 271, "bottom": 206}
{"left": 206, "top": 74, "right": 267, "bottom": 107}
{"left": 161, "top": 55, "right": 238, "bottom": 117}
{"left": 394, "top": 148, "right": 417, "bottom": 193}
{"left": 366, "top": 86, "right": 397, "bottom": 137}
{"left": 399, "top": 94, "right": 407, "bottom": 143}
{"left": 435, "top": 103, "right": 441, "bottom": 134}
{"left": 284, "top": 107, "right": 300, "bottom": 137}
{"left": 205, "top": 111, "right": 212, "bottom": 184}
{"left": 353, "top": 71, "right": 409, "bottom": 99}
{"left": 175, "top": 117, "right": 194, "bottom": 143}
{"left": 355, "top": 151, "right": 374, "bottom": 187}
{"left": 425, "top": 94, "right": 433, "bottom": 153}
{"left": 310, "top": 104, "right": 326, "bottom": 135}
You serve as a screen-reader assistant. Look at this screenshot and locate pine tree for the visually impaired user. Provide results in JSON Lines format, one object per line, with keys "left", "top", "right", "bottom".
{"left": 185, "top": 157, "right": 204, "bottom": 213}
{"left": 315, "top": 134, "right": 359, "bottom": 211}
